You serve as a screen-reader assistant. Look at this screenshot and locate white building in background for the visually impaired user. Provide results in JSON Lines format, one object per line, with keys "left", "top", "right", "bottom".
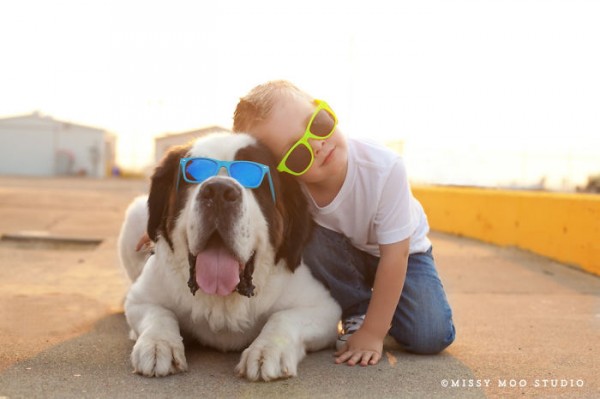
{"left": 0, "top": 112, "right": 116, "bottom": 178}
{"left": 154, "top": 125, "right": 228, "bottom": 164}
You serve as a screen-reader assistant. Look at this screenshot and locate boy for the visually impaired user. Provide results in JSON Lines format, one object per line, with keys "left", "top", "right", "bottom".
{"left": 233, "top": 80, "right": 455, "bottom": 367}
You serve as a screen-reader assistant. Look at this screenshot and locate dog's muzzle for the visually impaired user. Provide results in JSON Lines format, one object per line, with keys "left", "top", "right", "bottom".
{"left": 187, "top": 178, "right": 256, "bottom": 298}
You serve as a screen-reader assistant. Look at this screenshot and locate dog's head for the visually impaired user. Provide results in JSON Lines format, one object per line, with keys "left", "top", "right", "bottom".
{"left": 146, "top": 132, "right": 312, "bottom": 298}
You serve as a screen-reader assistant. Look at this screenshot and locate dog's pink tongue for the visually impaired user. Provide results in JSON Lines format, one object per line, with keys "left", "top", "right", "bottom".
{"left": 195, "top": 243, "right": 240, "bottom": 296}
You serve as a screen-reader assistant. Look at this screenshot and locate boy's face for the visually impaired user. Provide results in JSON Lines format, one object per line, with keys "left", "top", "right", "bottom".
{"left": 251, "top": 95, "right": 348, "bottom": 184}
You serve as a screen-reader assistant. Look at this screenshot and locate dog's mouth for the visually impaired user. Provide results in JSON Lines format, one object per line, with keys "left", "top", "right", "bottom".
{"left": 188, "top": 233, "right": 256, "bottom": 298}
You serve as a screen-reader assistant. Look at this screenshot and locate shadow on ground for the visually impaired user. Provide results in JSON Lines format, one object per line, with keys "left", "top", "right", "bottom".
{"left": 0, "top": 313, "right": 483, "bottom": 399}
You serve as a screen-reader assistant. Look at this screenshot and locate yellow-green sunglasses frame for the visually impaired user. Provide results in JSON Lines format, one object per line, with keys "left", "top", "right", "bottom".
{"left": 276, "top": 99, "right": 338, "bottom": 176}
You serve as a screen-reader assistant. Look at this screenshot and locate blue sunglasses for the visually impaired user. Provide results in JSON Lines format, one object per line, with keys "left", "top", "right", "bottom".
{"left": 177, "top": 157, "right": 276, "bottom": 203}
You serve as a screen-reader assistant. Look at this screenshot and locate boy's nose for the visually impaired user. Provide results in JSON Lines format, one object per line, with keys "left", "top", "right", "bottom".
{"left": 308, "top": 138, "right": 326, "bottom": 155}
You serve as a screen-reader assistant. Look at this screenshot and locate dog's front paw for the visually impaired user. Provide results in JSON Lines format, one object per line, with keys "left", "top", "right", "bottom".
{"left": 235, "top": 338, "right": 304, "bottom": 381}
{"left": 131, "top": 334, "right": 187, "bottom": 377}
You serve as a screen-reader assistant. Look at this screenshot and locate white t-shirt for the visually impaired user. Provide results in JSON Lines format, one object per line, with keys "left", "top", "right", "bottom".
{"left": 305, "top": 137, "right": 431, "bottom": 257}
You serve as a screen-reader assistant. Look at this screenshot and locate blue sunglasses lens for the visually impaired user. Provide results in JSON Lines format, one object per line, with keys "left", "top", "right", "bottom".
{"left": 229, "top": 162, "right": 264, "bottom": 187}
{"left": 185, "top": 158, "right": 218, "bottom": 182}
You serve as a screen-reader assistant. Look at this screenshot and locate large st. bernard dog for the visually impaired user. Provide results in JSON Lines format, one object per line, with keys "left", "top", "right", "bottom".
{"left": 117, "top": 132, "right": 341, "bottom": 381}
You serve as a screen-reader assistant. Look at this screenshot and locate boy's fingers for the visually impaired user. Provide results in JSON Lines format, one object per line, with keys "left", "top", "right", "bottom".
{"left": 363, "top": 351, "right": 382, "bottom": 366}
{"left": 336, "top": 350, "right": 382, "bottom": 367}
{"left": 370, "top": 352, "right": 382, "bottom": 365}
{"left": 335, "top": 347, "right": 382, "bottom": 367}
{"left": 347, "top": 351, "right": 368, "bottom": 367}
{"left": 334, "top": 350, "right": 354, "bottom": 364}
{"left": 360, "top": 352, "right": 374, "bottom": 366}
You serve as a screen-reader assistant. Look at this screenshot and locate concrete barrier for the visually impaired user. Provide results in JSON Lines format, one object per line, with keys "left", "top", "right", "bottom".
{"left": 413, "top": 185, "right": 600, "bottom": 277}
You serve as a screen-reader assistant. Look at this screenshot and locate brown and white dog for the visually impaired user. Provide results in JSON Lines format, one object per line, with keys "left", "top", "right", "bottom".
{"left": 117, "top": 132, "right": 341, "bottom": 381}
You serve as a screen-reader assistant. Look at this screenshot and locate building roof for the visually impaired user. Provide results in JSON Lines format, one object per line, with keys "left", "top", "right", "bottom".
{"left": 0, "top": 111, "right": 109, "bottom": 134}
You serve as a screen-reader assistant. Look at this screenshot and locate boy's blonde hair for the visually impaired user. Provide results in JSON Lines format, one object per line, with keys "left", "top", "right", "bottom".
{"left": 233, "top": 80, "right": 313, "bottom": 133}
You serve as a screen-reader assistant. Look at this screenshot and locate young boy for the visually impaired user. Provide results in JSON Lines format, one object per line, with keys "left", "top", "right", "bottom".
{"left": 233, "top": 80, "right": 455, "bottom": 367}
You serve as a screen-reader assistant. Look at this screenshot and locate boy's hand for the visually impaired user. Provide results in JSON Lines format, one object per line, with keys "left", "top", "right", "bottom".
{"left": 334, "top": 328, "right": 383, "bottom": 366}
{"left": 135, "top": 233, "right": 152, "bottom": 252}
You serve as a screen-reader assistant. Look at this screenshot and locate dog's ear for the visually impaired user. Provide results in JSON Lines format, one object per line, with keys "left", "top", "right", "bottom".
{"left": 234, "top": 140, "right": 313, "bottom": 272}
{"left": 147, "top": 145, "right": 189, "bottom": 249}
{"left": 275, "top": 172, "right": 314, "bottom": 272}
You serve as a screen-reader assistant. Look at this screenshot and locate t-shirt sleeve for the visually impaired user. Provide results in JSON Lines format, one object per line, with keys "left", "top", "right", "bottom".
{"left": 374, "top": 157, "right": 415, "bottom": 245}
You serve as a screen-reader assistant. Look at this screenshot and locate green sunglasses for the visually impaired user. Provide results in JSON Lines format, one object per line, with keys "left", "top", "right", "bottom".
{"left": 276, "top": 99, "right": 338, "bottom": 176}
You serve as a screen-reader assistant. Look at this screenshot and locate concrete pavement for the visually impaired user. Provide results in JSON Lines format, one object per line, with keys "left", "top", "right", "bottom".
{"left": 0, "top": 176, "right": 599, "bottom": 398}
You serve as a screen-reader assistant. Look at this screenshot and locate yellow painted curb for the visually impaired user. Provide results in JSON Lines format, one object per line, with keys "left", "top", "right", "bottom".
{"left": 413, "top": 186, "right": 600, "bottom": 277}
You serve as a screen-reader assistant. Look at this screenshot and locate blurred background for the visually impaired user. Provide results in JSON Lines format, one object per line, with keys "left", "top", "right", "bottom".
{"left": 1, "top": 0, "right": 598, "bottom": 191}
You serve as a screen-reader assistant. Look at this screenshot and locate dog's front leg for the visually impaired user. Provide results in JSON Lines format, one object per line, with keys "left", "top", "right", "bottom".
{"left": 126, "top": 303, "right": 188, "bottom": 377}
{"left": 236, "top": 267, "right": 341, "bottom": 382}
{"left": 235, "top": 303, "right": 339, "bottom": 382}
{"left": 235, "top": 309, "right": 305, "bottom": 381}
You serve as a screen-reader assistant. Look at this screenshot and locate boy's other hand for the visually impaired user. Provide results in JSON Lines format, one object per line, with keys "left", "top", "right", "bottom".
{"left": 334, "top": 328, "right": 383, "bottom": 366}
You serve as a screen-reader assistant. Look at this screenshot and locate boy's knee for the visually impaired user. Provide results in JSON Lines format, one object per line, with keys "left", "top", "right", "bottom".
{"left": 390, "top": 321, "right": 456, "bottom": 355}
{"left": 410, "top": 329, "right": 455, "bottom": 355}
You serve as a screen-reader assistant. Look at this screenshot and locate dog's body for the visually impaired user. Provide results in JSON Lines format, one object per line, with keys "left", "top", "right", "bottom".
{"left": 118, "top": 132, "right": 341, "bottom": 381}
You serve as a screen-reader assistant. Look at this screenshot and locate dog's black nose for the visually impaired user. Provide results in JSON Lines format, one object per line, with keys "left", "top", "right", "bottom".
{"left": 200, "top": 179, "right": 242, "bottom": 204}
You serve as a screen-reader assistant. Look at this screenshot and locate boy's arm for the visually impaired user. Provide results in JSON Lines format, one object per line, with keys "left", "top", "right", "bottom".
{"left": 335, "top": 238, "right": 409, "bottom": 366}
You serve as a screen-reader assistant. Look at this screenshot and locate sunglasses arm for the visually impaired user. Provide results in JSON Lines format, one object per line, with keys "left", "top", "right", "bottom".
{"left": 266, "top": 173, "right": 276, "bottom": 204}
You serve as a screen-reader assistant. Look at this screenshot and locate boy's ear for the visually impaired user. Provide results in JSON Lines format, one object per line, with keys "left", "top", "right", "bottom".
{"left": 147, "top": 145, "right": 189, "bottom": 249}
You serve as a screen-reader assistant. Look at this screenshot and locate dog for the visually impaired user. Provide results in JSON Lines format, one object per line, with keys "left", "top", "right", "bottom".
{"left": 117, "top": 132, "right": 341, "bottom": 381}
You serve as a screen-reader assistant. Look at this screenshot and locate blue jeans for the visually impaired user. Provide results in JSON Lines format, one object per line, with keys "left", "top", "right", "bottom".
{"left": 303, "top": 225, "right": 456, "bottom": 355}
